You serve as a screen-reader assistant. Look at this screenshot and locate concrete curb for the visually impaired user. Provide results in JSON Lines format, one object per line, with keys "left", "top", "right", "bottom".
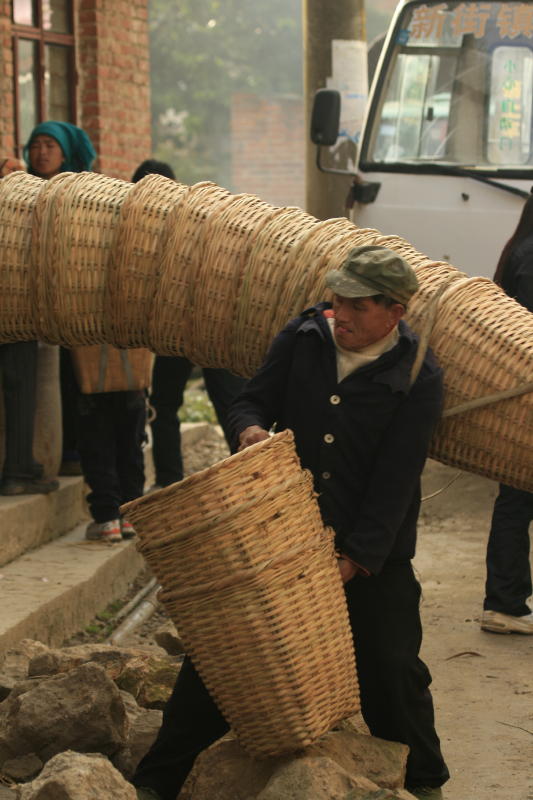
{"left": 0, "top": 421, "right": 214, "bottom": 661}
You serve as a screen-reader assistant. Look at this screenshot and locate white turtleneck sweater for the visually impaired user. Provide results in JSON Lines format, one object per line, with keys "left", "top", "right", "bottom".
{"left": 326, "top": 316, "right": 399, "bottom": 383}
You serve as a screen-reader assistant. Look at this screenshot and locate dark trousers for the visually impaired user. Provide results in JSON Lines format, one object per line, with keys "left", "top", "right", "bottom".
{"left": 149, "top": 356, "right": 246, "bottom": 487}
{"left": 77, "top": 390, "right": 146, "bottom": 522}
{"left": 0, "top": 341, "right": 40, "bottom": 480}
{"left": 346, "top": 562, "right": 449, "bottom": 789}
{"left": 484, "top": 483, "right": 533, "bottom": 617}
{"left": 60, "top": 347, "right": 81, "bottom": 461}
{"left": 132, "top": 562, "right": 448, "bottom": 799}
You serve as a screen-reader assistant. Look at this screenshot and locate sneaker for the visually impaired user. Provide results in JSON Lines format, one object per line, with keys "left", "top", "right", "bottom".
{"left": 0, "top": 476, "right": 59, "bottom": 496}
{"left": 120, "top": 519, "right": 136, "bottom": 539}
{"left": 85, "top": 519, "right": 122, "bottom": 543}
{"left": 481, "top": 609, "right": 533, "bottom": 634}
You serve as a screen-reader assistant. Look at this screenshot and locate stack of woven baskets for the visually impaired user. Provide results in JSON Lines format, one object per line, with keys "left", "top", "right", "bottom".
{"left": 122, "top": 430, "right": 360, "bottom": 757}
{"left": 0, "top": 170, "right": 531, "bottom": 491}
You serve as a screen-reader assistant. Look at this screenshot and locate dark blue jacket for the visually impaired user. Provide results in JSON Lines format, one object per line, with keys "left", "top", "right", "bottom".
{"left": 228, "top": 303, "right": 443, "bottom": 575}
{"left": 501, "top": 233, "right": 533, "bottom": 313}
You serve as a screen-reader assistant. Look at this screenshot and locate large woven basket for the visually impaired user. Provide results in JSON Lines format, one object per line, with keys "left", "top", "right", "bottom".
{"left": 149, "top": 181, "right": 232, "bottom": 355}
{"left": 0, "top": 172, "right": 46, "bottom": 341}
{"left": 31, "top": 171, "right": 133, "bottom": 345}
{"left": 0, "top": 172, "right": 531, "bottom": 492}
{"left": 121, "top": 430, "right": 359, "bottom": 757}
{"left": 107, "top": 174, "right": 189, "bottom": 348}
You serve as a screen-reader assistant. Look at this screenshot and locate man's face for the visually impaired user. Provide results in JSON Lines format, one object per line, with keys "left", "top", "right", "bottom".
{"left": 29, "top": 135, "right": 64, "bottom": 179}
{"left": 331, "top": 294, "right": 405, "bottom": 351}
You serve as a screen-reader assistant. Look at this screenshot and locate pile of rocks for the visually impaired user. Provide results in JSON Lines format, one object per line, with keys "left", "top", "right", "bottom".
{"left": 0, "top": 638, "right": 418, "bottom": 799}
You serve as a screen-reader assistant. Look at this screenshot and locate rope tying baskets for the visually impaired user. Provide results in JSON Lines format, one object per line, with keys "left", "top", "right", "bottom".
{"left": 121, "top": 430, "right": 359, "bottom": 757}
{"left": 0, "top": 172, "right": 531, "bottom": 490}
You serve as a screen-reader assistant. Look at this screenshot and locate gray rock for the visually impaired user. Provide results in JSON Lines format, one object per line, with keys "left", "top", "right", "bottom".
{"left": 2, "top": 753, "right": 43, "bottom": 781}
{"left": 0, "top": 663, "right": 128, "bottom": 764}
{"left": 0, "top": 642, "right": 51, "bottom": 700}
{"left": 15, "top": 750, "right": 137, "bottom": 799}
{"left": 153, "top": 621, "right": 184, "bottom": 656}
{"left": 27, "top": 643, "right": 158, "bottom": 680}
{"left": 256, "top": 756, "right": 388, "bottom": 799}
{"left": 112, "top": 707, "right": 162, "bottom": 779}
{"left": 180, "top": 730, "right": 409, "bottom": 800}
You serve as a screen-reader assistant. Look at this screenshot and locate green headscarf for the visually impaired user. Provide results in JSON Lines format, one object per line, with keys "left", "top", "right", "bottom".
{"left": 24, "top": 121, "right": 96, "bottom": 174}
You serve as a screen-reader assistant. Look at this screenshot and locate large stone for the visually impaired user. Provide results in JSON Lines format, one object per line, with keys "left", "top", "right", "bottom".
{"left": 308, "top": 729, "right": 408, "bottom": 789}
{"left": 0, "top": 663, "right": 128, "bottom": 764}
{"left": 27, "top": 643, "right": 165, "bottom": 681}
{"left": 256, "top": 756, "right": 405, "bottom": 800}
{"left": 112, "top": 706, "right": 163, "bottom": 779}
{"left": 115, "top": 655, "right": 181, "bottom": 709}
{"left": 0, "top": 642, "right": 51, "bottom": 700}
{"left": 180, "top": 730, "right": 409, "bottom": 800}
{"left": 153, "top": 621, "right": 184, "bottom": 656}
{"left": 2, "top": 753, "right": 43, "bottom": 781}
{"left": 16, "top": 750, "right": 137, "bottom": 799}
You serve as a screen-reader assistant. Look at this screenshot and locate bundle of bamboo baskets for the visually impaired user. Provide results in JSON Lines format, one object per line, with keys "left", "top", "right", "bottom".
{"left": 0, "top": 170, "right": 531, "bottom": 491}
{"left": 121, "top": 430, "right": 360, "bottom": 757}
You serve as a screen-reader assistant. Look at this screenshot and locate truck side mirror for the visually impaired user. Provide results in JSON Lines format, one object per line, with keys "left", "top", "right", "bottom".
{"left": 310, "top": 89, "right": 341, "bottom": 146}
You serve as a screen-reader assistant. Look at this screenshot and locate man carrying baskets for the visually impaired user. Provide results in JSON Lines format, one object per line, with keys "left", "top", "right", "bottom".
{"left": 133, "top": 246, "right": 449, "bottom": 800}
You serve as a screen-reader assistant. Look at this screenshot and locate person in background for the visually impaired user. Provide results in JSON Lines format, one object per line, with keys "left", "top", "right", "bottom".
{"left": 131, "top": 159, "right": 247, "bottom": 491}
{"left": 132, "top": 246, "right": 449, "bottom": 800}
{"left": 24, "top": 121, "right": 97, "bottom": 477}
{"left": 0, "top": 129, "right": 86, "bottom": 495}
{"left": 481, "top": 195, "right": 533, "bottom": 635}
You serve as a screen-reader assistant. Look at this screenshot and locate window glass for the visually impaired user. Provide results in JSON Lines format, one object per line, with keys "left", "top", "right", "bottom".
{"left": 365, "top": 1, "right": 533, "bottom": 169}
{"left": 18, "top": 39, "right": 38, "bottom": 146}
{"left": 488, "top": 46, "right": 533, "bottom": 164}
{"left": 45, "top": 45, "right": 71, "bottom": 120}
{"left": 43, "top": 0, "right": 71, "bottom": 33}
{"left": 13, "top": 0, "right": 35, "bottom": 26}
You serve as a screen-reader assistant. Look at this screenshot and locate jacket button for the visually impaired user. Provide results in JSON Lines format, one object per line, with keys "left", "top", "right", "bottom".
{"left": 324, "top": 433, "right": 334, "bottom": 443}
{"left": 322, "top": 471, "right": 331, "bottom": 480}
{"left": 330, "top": 394, "right": 341, "bottom": 405}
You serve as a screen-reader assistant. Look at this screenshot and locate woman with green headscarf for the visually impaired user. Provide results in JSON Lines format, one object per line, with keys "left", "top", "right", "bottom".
{"left": 24, "top": 120, "right": 96, "bottom": 179}
{"left": 0, "top": 122, "right": 97, "bottom": 495}
{"left": 26, "top": 121, "right": 97, "bottom": 475}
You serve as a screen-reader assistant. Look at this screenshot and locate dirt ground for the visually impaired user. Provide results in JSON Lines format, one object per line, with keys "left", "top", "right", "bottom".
{"left": 416, "top": 460, "right": 533, "bottom": 800}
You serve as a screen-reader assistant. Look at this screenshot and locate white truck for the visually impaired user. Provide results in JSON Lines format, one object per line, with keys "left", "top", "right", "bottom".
{"left": 311, "top": 0, "right": 533, "bottom": 276}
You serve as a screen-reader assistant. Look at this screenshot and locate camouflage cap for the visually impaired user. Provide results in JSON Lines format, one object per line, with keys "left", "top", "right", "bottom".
{"left": 325, "top": 245, "right": 419, "bottom": 305}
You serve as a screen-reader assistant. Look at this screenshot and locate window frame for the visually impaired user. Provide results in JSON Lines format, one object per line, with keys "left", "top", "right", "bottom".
{"left": 12, "top": 0, "right": 77, "bottom": 154}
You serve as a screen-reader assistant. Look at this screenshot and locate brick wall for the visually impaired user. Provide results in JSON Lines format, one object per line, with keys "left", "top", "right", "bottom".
{"left": 0, "top": 1, "right": 151, "bottom": 180}
{"left": 231, "top": 93, "right": 305, "bottom": 209}
{"left": 77, "top": 0, "right": 151, "bottom": 179}
{"left": 0, "top": 2, "right": 14, "bottom": 155}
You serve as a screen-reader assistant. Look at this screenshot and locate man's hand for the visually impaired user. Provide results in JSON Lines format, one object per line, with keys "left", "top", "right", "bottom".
{"left": 337, "top": 557, "right": 359, "bottom": 584}
{"left": 238, "top": 425, "right": 270, "bottom": 451}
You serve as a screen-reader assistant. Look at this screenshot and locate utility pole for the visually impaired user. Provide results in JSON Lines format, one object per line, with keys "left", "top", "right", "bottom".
{"left": 303, "top": 0, "right": 366, "bottom": 220}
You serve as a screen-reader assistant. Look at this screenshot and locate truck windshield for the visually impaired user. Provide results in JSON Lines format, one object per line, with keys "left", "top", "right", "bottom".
{"left": 363, "top": 1, "right": 533, "bottom": 171}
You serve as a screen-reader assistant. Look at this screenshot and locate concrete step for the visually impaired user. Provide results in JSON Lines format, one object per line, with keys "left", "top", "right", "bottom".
{"left": 0, "top": 476, "right": 86, "bottom": 569}
{"left": 0, "top": 422, "right": 212, "bottom": 661}
{"left": 0, "top": 522, "right": 145, "bottom": 657}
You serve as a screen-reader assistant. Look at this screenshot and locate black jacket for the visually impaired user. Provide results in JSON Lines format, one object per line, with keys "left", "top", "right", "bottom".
{"left": 501, "top": 233, "right": 533, "bottom": 313}
{"left": 228, "top": 303, "right": 443, "bottom": 575}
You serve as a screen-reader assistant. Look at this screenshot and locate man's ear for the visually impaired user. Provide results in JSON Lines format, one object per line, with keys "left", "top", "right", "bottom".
{"left": 390, "top": 303, "right": 406, "bottom": 324}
